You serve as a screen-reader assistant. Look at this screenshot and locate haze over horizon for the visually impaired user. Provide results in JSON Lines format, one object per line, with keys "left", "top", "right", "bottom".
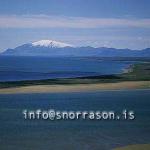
{"left": 0, "top": 0, "right": 150, "bottom": 51}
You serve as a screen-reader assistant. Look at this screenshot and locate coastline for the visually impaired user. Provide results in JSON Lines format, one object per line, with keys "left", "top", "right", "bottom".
{"left": 0, "top": 81, "right": 149, "bottom": 94}
{"left": 114, "top": 144, "right": 150, "bottom": 150}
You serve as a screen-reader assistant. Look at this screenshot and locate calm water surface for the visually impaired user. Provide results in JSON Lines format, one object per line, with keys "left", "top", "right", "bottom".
{"left": 0, "top": 90, "right": 150, "bottom": 150}
{"left": 0, "top": 56, "right": 132, "bottom": 81}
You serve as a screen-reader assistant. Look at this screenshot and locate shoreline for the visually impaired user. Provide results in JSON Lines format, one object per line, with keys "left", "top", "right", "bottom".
{"left": 114, "top": 144, "right": 150, "bottom": 150}
{"left": 0, "top": 81, "right": 149, "bottom": 94}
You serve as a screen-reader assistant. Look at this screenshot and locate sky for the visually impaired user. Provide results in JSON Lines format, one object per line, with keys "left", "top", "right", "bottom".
{"left": 0, "top": 0, "right": 150, "bottom": 51}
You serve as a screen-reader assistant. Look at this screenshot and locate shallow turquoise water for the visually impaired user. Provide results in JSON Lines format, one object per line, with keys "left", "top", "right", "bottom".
{"left": 0, "top": 90, "right": 150, "bottom": 150}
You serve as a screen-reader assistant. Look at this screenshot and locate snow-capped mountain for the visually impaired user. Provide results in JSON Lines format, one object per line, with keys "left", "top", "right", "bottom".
{"left": 1, "top": 40, "right": 150, "bottom": 57}
{"left": 32, "top": 40, "right": 74, "bottom": 48}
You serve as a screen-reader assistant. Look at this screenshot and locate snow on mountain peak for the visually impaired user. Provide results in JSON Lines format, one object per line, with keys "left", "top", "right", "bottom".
{"left": 32, "top": 40, "right": 73, "bottom": 48}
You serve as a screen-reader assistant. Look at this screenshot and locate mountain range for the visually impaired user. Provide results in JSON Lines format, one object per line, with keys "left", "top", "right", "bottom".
{"left": 1, "top": 40, "right": 150, "bottom": 57}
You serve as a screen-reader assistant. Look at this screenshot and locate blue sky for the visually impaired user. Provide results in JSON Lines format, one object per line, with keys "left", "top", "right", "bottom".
{"left": 0, "top": 0, "right": 150, "bottom": 51}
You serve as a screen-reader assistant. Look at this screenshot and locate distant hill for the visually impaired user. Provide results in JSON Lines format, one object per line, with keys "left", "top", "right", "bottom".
{"left": 1, "top": 40, "right": 150, "bottom": 57}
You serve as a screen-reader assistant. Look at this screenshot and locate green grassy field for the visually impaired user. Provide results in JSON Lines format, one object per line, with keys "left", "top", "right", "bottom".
{"left": 0, "top": 62, "right": 149, "bottom": 88}
{"left": 121, "top": 62, "right": 150, "bottom": 81}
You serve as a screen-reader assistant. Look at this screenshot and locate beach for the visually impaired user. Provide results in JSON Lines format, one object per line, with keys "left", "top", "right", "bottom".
{"left": 114, "top": 144, "right": 150, "bottom": 150}
{"left": 0, "top": 81, "right": 149, "bottom": 94}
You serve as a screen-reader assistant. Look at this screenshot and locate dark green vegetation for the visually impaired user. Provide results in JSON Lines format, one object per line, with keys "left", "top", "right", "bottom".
{"left": 0, "top": 62, "right": 150, "bottom": 88}
{"left": 121, "top": 63, "right": 150, "bottom": 81}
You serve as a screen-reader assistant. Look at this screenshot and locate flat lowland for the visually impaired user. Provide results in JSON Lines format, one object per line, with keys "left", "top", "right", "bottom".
{"left": 114, "top": 144, "right": 150, "bottom": 150}
{"left": 0, "top": 81, "right": 149, "bottom": 94}
{"left": 0, "top": 62, "right": 149, "bottom": 94}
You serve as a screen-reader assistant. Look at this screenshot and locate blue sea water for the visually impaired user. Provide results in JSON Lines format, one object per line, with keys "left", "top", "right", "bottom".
{"left": 0, "top": 56, "right": 132, "bottom": 81}
{"left": 0, "top": 90, "right": 150, "bottom": 150}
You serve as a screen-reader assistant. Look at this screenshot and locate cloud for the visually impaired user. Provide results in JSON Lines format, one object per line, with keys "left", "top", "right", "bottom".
{"left": 0, "top": 15, "right": 150, "bottom": 29}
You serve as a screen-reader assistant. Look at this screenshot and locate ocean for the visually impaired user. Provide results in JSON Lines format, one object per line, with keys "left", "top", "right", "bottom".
{"left": 0, "top": 56, "right": 132, "bottom": 81}
{"left": 0, "top": 90, "right": 150, "bottom": 150}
